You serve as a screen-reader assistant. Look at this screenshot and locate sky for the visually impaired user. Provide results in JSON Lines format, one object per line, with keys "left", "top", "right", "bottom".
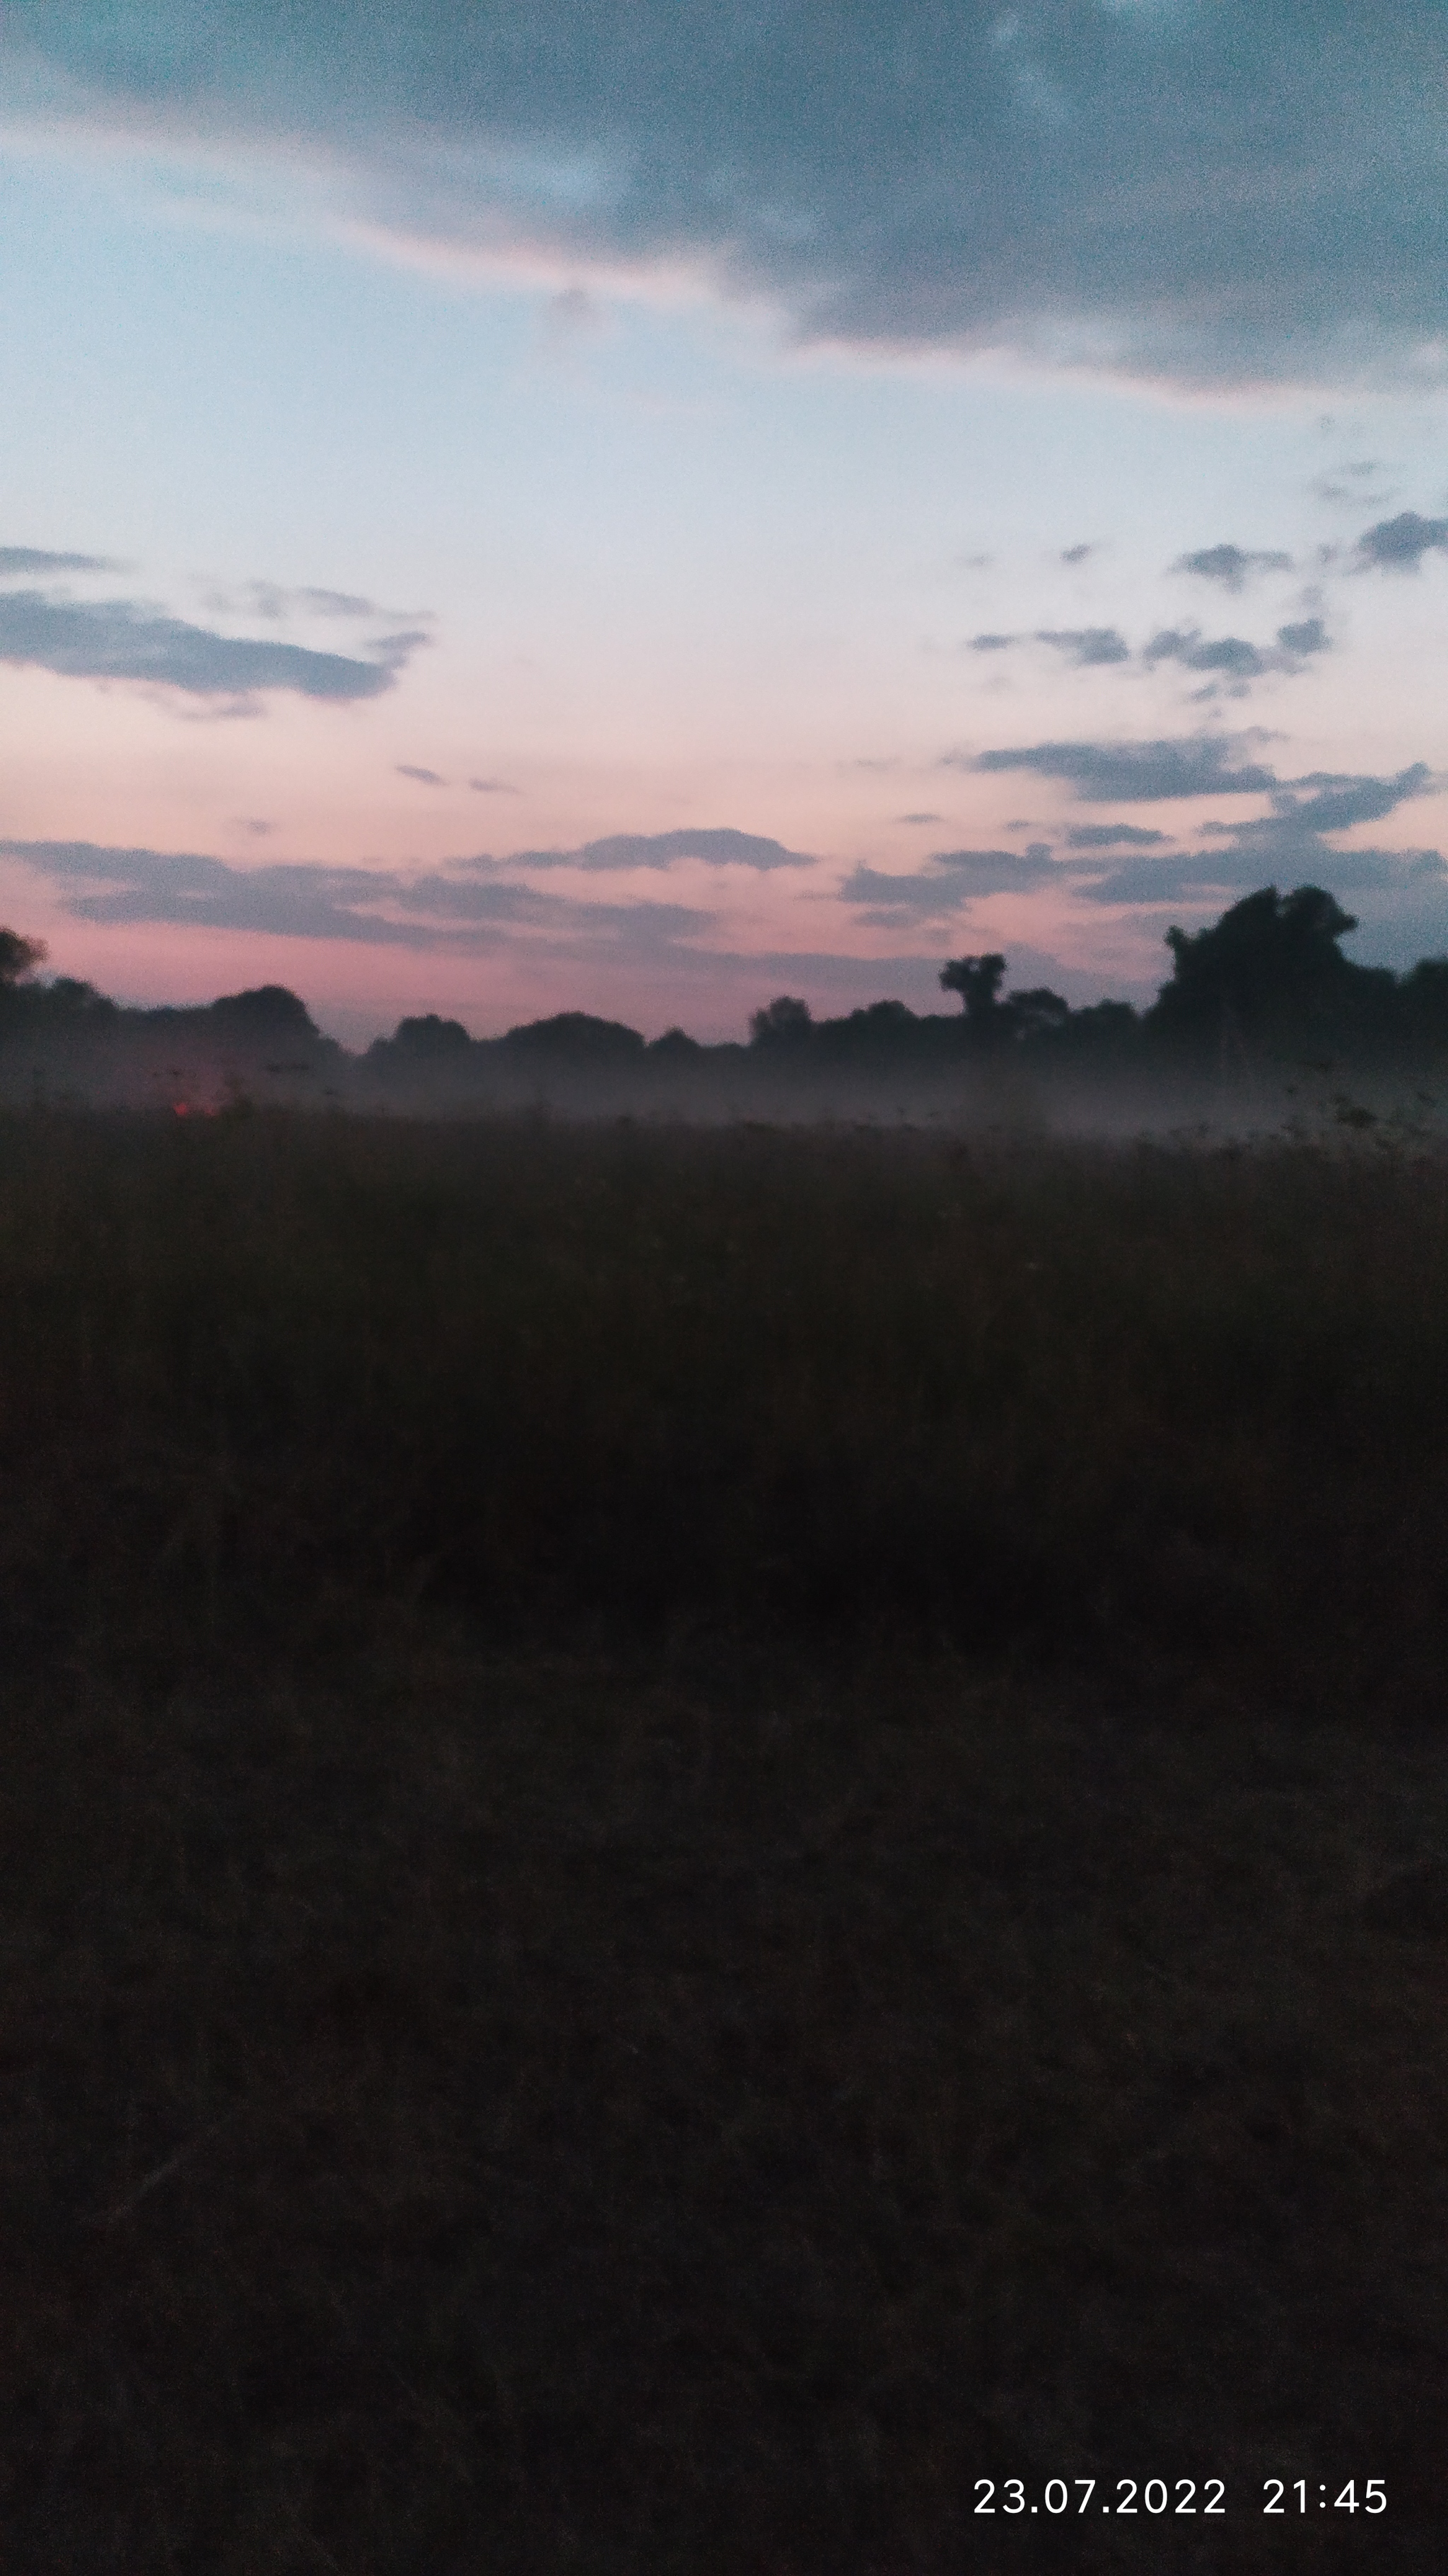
{"left": 2, "top": 2, "right": 1447, "bottom": 1044}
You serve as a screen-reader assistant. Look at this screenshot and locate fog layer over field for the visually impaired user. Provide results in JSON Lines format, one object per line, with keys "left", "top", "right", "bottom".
{"left": 4, "top": 883, "right": 1448, "bottom": 1142}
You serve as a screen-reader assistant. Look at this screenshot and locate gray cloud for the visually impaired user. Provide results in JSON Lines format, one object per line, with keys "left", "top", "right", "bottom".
{"left": 470, "top": 777, "right": 518, "bottom": 793}
{"left": 1144, "top": 630, "right": 1268, "bottom": 681}
{"left": 895, "top": 811, "right": 944, "bottom": 824}
{"left": 1354, "top": 511, "right": 1448, "bottom": 571}
{"left": 9, "top": 6, "right": 1448, "bottom": 387}
{"left": 297, "top": 586, "right": 387, "bottom": 618}
{"left": 1078, "top": 854, "right": 1266, "bottom": 905}
{"left": 1143, "top": 619, "right": 1329, "bottom": 684}
{"left": 967, "top": 744, "right": 1435, "bottom": 853}
{"left": 1272, "top": 761, "right": 1432, "bottom": 832}
{"left": 0, "top": 839, "right": 713, "bottom": 949}
{"left": 496, "top": 827, "right": 813, "bottom": 872}
{"left": 1077, "top": 759, "right": 1440, "bottom": 904}
{"left": 841, "top": 841, "right": 1062, "bottom": 924}
{"left": 1172, "top": 545, "right": 1295, "bottom": 592}
{"left": 1082, "top": 842, "right": 1448, "bottom": 907}
{"left": 1035, "top": 627, "right": 1131, "bottom": 667}
{"left": 1275, "top": 616, "right": 1330, "bottom": 658}
{"left": 0, "top": 545, "right": 119, "bottom": 576}
{"left": 976, "top": 617, "right": 1320, "bottom": 686}
{"left": 206, "top": 580, "right": 421, "bottom": 623}
{"left": 1065, "top": 823, "right": 1172, "bottom": 850}
{"left": 1060, "top": 544, "right": 1094, "bottom": 566}
{"left": 397, "top": 763, "right": 446, "bottom": 785}
{"left": 968, "top": 735, "right": 1280, "bottom": 801}
{"left": 0, "top": 590, "right": 426, "bottom": 703}
{"left": 0, "top": 825, "right": 817, "bottom": 959}
{"left": 969, "top": 627, "right": 1131, "bottom": 666}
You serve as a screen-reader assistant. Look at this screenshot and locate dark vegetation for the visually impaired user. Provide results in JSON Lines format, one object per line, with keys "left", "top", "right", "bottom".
{"left": 4, "top": 883, "right": 1448, "bottom": 1126}
{"left": 3, "top": 896, "right": 1447, "bottom": 2567}
{"left": 4, "top": 1108, "right": 1447, "bottom": 1704}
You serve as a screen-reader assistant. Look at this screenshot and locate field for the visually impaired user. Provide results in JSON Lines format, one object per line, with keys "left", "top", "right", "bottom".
{"left": 3, "top": 1108, "right": 1446, "bottom": 2569}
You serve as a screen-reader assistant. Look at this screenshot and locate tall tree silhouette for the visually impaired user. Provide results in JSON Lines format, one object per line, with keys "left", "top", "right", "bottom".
{"left": 0, "top": 930, "right": 47, "bottom": 985}
{"left": 940, "top": 954, "right": 1008, "bottom": 1033}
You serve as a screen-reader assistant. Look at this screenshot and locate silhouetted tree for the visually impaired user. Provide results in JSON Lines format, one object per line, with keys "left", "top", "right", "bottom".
{"left": 940, "top": 954, "right": 1008, "bottom": 1029}
{"left": 0, "top": 930, "right": 47, "bottom": 985}
{"left": 1402, "top": 957, "right": 1448, "bottom": 1009}
{"left": 1398, "top": 958, "right": 1448, "bottom": 1059}
{"left": 1149, "top": 886, "right": 1360, "bottom": 1060}
{"left": 40, "top": 977, "right": 117, "bottom": 1026}
{"left": 1008, "top": 986, "right": 1070, "bottom": 1041}
{"left": 845, "top": 999, "right": 916, "bottom": 1041}
{"left": 749, "top": 995, "right": 813, "bottom": 1047}
{"left": 392, "top": 1014, "right": 472, "bottom": 1059}
{"left": 503, "top": 1012, "right": 646, "bottom": 1062}
{"left": 807, "top": 1000, "right": 925, "bottom": 1065}
{"left": 648, "top": 1026, "right": 703, "bottom": 1062}
{"left": 1048, "top": 998, "right": 1141, "bottom": 1065}
{"left": 208, "top": 985, "right": 320, "bottom": 1041}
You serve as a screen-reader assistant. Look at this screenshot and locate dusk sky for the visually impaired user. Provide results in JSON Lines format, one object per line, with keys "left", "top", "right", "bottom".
{"left": 2, "top": 1, "right": 1447, "bottom": 1043}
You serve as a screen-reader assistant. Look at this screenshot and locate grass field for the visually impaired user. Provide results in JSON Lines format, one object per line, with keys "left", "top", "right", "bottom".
{"left": 2, "top": 1109, "right": 1445, "bottom": 2568}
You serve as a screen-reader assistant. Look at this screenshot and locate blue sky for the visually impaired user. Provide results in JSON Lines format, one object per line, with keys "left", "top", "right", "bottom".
{"left": 2, "top": 1, "right": 1447, "bottom": 1041}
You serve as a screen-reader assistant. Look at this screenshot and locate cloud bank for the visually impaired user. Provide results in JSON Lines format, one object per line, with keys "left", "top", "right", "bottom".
{"left": 0, "top": 840, "right": 713, "bottom": 950}
{"left": 841, "top": 842, "right": 1062, "bottom": 925}
{"left": 7, "top": 2, "right": 1447, "bottom": 387}
{"left": 1070, "top": 759, "right": 1441, "bottom": 903}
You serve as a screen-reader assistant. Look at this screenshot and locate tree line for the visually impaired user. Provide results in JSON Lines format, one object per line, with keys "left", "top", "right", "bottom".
{"left": 3, "top": 885, "right": 1448, "bottom": 1088}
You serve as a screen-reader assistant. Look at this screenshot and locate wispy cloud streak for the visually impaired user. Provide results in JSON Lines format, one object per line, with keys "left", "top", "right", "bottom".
{"left": 0, "top": 592, "right": 426, "bottom": 703}
{"left": 0, "top": 841, "right": 714, "bottom": 948}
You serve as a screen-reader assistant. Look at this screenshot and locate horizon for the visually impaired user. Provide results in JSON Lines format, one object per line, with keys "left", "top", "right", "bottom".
{"left": 8, "top": 871, "right": 1444, "bottom": 1058}
{"left": 3, "top": 6, "right": 1447, "bottom": 1046}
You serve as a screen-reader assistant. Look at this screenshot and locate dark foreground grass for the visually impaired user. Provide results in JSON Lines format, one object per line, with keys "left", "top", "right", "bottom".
{"left": 2, "top": 1111, "right": 1447, "bottom": 2568}
{"left": 5, "top": 1631, "right": 1446, "bottom": 2572}
{"left": 2, "top": 1105, "right": 1447, "bottom": 1704}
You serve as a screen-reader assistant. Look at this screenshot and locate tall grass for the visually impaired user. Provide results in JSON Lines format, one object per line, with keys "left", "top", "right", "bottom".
{"left": 1, "top": 1106, "right": 1444, "bottom": 1704}
{"left": 6, "top": 1108, "right": 1447, "bottom": 2570}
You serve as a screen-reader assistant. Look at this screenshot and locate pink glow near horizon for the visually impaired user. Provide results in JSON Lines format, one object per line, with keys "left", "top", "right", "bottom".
{"left": 4, "top": 18, "right": 1447, "bottom": 1040}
